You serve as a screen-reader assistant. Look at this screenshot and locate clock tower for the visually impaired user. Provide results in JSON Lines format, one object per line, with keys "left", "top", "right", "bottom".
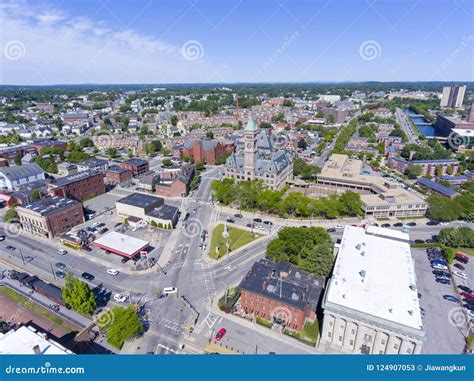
{"left": 244, "top": 117, "right": 258, "bottom": 180}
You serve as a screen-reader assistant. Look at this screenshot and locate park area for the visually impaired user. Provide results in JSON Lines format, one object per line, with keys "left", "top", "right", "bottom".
{"left": 209, "top": 224, "right": 262, "bottom": 259}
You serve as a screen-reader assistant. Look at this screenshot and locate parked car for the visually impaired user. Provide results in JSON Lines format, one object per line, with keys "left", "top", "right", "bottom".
{"left": 436, "top": 277, "right": 451, "bottom": 285}
{"left": 57, "top": 249, "right": 67, "bottom": 255}
{"left": 458, "top": 285, "right": 473, "bottom": 293}
{"left": 460, "top": 291, "right": 474, "bottom": 299}
{"left": 24, "top": 256, "right": 33, "bottom": 263}
{"left": 455, "top": 253, "right": 469, "bottom": 264}
{"left": 443, "top": 295, "right": 459, "bottom": 303}
{"left": 226, "top": 218, "right": 235, "bottom": 223}
{"left": 81, "top": 272, "right": 94, "bottom": 281}
{"left": 453, "top": 263, "right": 465, "bottom": 271}
{"left": 464, "top": 303, "right": 474, "bottom": 311}
{"left": 381, "top": 223, "right": 391, "bottom": 228}
{"left": 406, "top": 222, "right": 417, "bottom": 226}
{"left": 335, "top": 224, "right": 344, "bottom": 229}
{"left": 420, "top": 307, "right": 426, "bottom": 319}
{"left": 55, "top": 262, "right": 66, "bottom": 270}
{"left": 234, "top": 213, "right": 243, "bottom": 218}
{"left": 453, "top": 271, "right": 468, "bottom": 280}
{"left": 327, "top": 228, "right": 336, "bottom": 233}
{"left": 439, "top": 221, "right": 450, "bottom": 226}
{"left": 107, "top": 269, "right": 119, "bottom": 276}
{"left": 215, "top": 328, "right": 227, "bottom": 341}
{"left": 263, "top": 220, "right": 273, "bottom": 225}
{"left": 0, "top": 235, "right": 5, "bottom": 241}
{"left": 393, "top": 222, "right": 403, "bottom": 227}
{"left": 432, "top": 270, "right": 451, "bottom": 278}
{"left": 426, "top": 221, "right": 439, "bottom": 226}
{"left": 414, "top": 239, "right": 424, "bottom": 244}
{"left": 253, "top": 218, "right": 262, "bottom": 223}
{"left": 6, "top": 245, "right": 16, "bottom": 251}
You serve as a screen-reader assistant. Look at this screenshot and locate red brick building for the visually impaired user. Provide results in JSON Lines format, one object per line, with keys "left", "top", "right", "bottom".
{"left": 155, "top": 164, "right": 195, "bottom": 198}
{"left": 120, "top": 158, "right": 149, "bottom": 177}
{"left": 239, "top": 259, "right": 324, "bottom": 332}
{"left": 48, "top": 170, "right": 105, "bottom": 201}
{"left": 16, "top": 196, "right": 84, "bottom": 239}
{"left": 29, "top": 139, "right": 68, "bottom": 153}
{"left": 179, "top": 140, "right": 234, "bottom": 165}
{"left": 105, "top": 165, "right": 133, "bottom": 185}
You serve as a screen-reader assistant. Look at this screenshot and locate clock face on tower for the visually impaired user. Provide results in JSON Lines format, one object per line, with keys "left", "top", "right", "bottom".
{"left": 246, "top": 143, "right": 253, "bottom": 149}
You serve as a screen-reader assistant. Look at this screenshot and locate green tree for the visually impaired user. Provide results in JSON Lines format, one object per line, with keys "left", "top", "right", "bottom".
{"left": 206, "top": 131, "right": 214, "bottom": 139}
{"left": 150, "top": 220, "right": 157, "bottom": 227}
{"left": 31, "top": 188, "right": 42, "bottom": 202}
{"left": 100, "top": 306, "right": 143, "bottom": 349}
{"left": 162, "top": 158, "right": 172, "bottom": 167}
{"left": 405, "top": 165, "right": 422, "bottom": 179}
{"left": 4, "top": 207, "right": 18, "bottom": 222}
{"left": 145, "top": 140, "right": 163, "bottom": 156}
{"left": 107, "top": 148, "right": 117, "bottom": 158}
{"left": 14, "top": 152, "right": 22, "bottom": 166}
{"left": 61, "top": 273, "right": 96, "bottom": 315}
{"left": 79, "top": 138, "right": 94, "bottom": 148}
{"left": 170, "top": 115, "right": 178, "bottom": 126}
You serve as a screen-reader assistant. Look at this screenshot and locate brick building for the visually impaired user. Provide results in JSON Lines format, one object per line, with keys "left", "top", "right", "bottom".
{"left": 47, "top": 170, "right": 105, "bottom": 201}
{"left": 105, "top": 165, "right": 133, "bottom": 185}
{"left": 238, "top": 259, "right": 324, "bottom": 332}
{"left": 388, "top": 157, "right": 459, "bottom": 177}
{"left": 17, "top": 196, "right": 84, "bottom": 239}
{"left": 179, "top": 140, "right": 234, "bottom": 165}
{"left": 155, "top": 164, "right": 195, "bottom": 198}
{"left": 29, "top": 139, "right": 68, "bottom": 153}
{"left": 120, "top": 158, "right": 149, "bottom": 177}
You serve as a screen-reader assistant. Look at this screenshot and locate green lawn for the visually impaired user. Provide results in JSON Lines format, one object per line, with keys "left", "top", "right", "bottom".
{"left": 209, "top": 224, "right": 262, "bottom": 259}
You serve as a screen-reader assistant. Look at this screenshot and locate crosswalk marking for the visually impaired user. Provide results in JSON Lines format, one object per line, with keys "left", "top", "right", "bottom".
{"left": 202, "top": 312, "right": 222, "bottom": 329}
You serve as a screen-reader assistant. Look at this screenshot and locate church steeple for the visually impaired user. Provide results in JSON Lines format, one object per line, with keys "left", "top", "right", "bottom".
{"left": 244, "top": 117, "right": 258, "bottom": 179}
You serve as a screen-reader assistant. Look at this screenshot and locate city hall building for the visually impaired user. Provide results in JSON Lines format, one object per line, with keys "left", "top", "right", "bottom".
{"left": 224, "top": 118, "right": 293, "bottom": 190}
{"left": 320, "top": 225, "right": 425, "bottom": 354}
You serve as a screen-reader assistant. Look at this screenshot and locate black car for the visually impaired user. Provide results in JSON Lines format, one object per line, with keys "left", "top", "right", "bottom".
{"left": 464, "top": 298, "right": 474, "bottom": 305}
{"left": 327, "top": 228, "right": 336, "bottom": 233}
{"left": 426, "top": 221, "right": 439, "bottom": 226}
{"left": 381, "top": 223, "right": 391, "bottom": 228}
{"left": 263, "top": 220, "right": 273, "bottom": 225}
{"left": 0, "top": 235, "right": 5, "bottom": 241}
{"left": 464, "top": 304, "right": 474, "bottom": 311}
{"left": 407, "top": 222, "right": 417, "bottom": 227}
{"left": 234, "top": 213, "right": 243, "bottom": 218}
{"left": 81, "top": 272, "right": 94, "bottom": 281}
{"left": 459, "top": 285, "right": 473, "bottom": 293}
{"left": 55, "top": 262, "right": 66, "bottom": 270}
{"left": 436, "top": 278, "right": 450, "bottom": 285}
{"left": 393, "top": 223, "right": 403, "bottom": 227}
{"left": 414, "top": 239, "right": 424, "bottom": 244}
{"left": 6, "top": 245, "right": 15, "bottom": 251}
{"left": 55, "top": 271, "right": 66, "bottom": 279}
{"left": 432, "top": 270, "right": 451, "bottom": 278}
{"left": 226, "top": 218, "right": 235, "bottom": 223}
{"left": 253, "top": 218, "right": 262, "bottom": 223}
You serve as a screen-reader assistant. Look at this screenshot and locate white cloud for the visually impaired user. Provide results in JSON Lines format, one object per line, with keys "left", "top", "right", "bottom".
{"left": 0, "top": 1, "right": 222, "bottom": 84}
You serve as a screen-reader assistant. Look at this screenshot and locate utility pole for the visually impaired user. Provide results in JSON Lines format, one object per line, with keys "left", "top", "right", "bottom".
{"left": 50, "top": 262, "right": 56, "bottom": 280}
{"left": 19, "top": 248, "right": 26, "bottom": 265}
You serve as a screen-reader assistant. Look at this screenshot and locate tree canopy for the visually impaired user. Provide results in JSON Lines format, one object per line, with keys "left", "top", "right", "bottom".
{"left": 100, "top": 306, "right": 143, "bottom": 349}
{"left": 61, "top": 273, "right": 96, "bottom": 315}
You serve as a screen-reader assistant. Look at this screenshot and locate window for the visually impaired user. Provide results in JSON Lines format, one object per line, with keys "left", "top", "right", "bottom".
{"left": 339, "top": 336, "right": 343, "bottom": 342}
{"left": 394, "top": 343, "right": 399, "bottom": 350}
{"left": 381, "top": 339, "right": 386, "bottom": 345}
{"left": 328, "top": 332, "right": 332, "bottom": 338}
{"left": 350, "top": 340, "right": 354, "bottom": 346}
{"left": 351, "top": 329, "right": 355, "bottom": 334}
{"left": 329, "top": 321, "right": 333, "bottom": 327}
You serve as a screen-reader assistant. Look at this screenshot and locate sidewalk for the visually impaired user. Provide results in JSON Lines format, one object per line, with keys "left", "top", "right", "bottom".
{"left": 207, "top": 302, "right": 321, "bottom": 354}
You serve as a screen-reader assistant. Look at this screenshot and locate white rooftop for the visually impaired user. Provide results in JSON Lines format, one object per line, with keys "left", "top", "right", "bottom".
{"left": 0, "top": 326, "right": 73, "bottom": 354}
{"left": 92, "top": 231, "right": 149, "bottom": 257}
{"left": 325, "top": 225, "right": 423, "bottom": 331}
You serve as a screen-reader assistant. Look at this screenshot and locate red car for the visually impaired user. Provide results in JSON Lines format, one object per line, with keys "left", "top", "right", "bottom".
{"left": 455, "top": 253, "right": 469, "bottom": 264}
{"left": 453, "top": 263, "right": 465, "bottom": 271}
{"left": 460, "top": 291, "right": 474, "bottom": 299}
{"left": 215, "top": 328, "right": 227, "bottom": 342}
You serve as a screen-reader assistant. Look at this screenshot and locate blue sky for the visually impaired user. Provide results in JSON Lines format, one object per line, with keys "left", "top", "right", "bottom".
{"left": 1, "top": 0, "right": 472, "bottom": 84}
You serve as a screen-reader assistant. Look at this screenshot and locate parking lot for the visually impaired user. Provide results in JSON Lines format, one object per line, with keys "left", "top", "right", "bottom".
{"left": 52, "top": 191, "right": 172, "bottom": 271}
{"left": 412, "top": 248, "right": 472, "bottom": 354}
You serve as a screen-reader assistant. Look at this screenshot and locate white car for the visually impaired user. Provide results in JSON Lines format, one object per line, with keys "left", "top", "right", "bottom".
{"left": 163, "top": 287, "right": 178, "bottom": 295}
{"left": 335, "top": 225, "right": 344, "bottom": 229}
{"left": 107, "top": 269, "right": 119, "bottom": 276}
{"left": 439, "top": 222, "right": 450, "bottom": 226}
{"left": 57, "top": 249, "right": 67, "bottom": 255}
{"left": 113, "top": 293, "right": 128, "bottom": 303}
{"left": 453, "top": 271, "right": 468, "bottom": 280}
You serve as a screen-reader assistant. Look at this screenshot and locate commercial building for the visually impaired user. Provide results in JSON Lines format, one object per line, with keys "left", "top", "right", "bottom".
{"left": 0, "top": 325, "right": 74, "bottom": 354}
{"left": 29, "top": 139, "right": 68, "bottom": 153}
{"left": 320, "top": 225, "right": 425, "bottom": 354}
{"left": 239, "top": 258, "right": 324, "bottom": 332}
{"left": 417, "top": 177, "right": 458, "bottom": 198}
{"left": 116, "top": 192, "right": 179, "bottom": 228}
{"left": 47, "top": 170, "right": 105, "bottom": 201}
{"left": 225, "top": 118, "right": 293, "bottom": 190}
{"left": 0, "top": 163, "right": 45, "bottom": 191}
{"left": 435, "top": 115, "right": 474, "bottom": 135}
{"left": 92, "top": 231, "right": 149, "bottom": 259}
{"left": 105, "top": 165, "right": 133, "bottom": 186}
{"left": 388, "top": 157, "right": 459, "bottom": 177}
{"left": 57, "top": 162, "right": 78, "bottom": 177}
{"left": 120, "top": 158, "right": 149, "bottom": 177}
{"left": 17, "top": 196, "right": 84, "bottom": 239}
{"left": 77, "top": 158, "right": 109, "bottom": 173}
{"left": 155, "top": 164, "right": 195, "bottom": 198}
{"left": 440, "top": 85, "right": 466, "bottom": 108}
{"left": 315, "top": 154, "right": 427, "bottom": 218}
